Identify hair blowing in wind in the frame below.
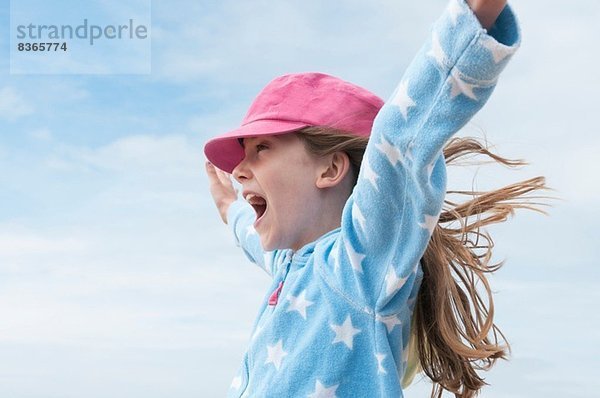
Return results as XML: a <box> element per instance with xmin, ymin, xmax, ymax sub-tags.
<box><xmin>297</xmin><ymin>127</ymin><xmax>552</xmax><ymax>398</ymax></box>
<box><xmin>415</xmin><ymin>136</ymin><xmax>551</xmax><ymax>398</ymax></box>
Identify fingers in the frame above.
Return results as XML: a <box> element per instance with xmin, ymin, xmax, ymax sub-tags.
<box><xmin>215</xmin><ymin>167</ymin><xmax>234</xmax><ymax>187</ymax></box>
<box><xmin>205</xmin><ymin>160</ymin><xmax>238</xmax><ymax>195</ymax></box>
<box><xmin>205</xmin><ymin>161</ymin><xmax>220</xmax><ymax>185</ymax></box>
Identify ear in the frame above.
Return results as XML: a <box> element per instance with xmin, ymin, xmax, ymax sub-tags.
<box><xmin>315</xmin><ymin>152</ymin><xmax>351</xmax><ymax>189</ymax></box>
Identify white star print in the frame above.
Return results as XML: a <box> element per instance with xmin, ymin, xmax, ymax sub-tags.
<box><xmin>427</xmin><ymin>31</ymin><xmax>447</xmax><ymax>69</ymax></box>
<box><xmin>418</xmin><ymin>213</ymin><xmax>439</xmax><ymax>235</ymax></box>
<box><xmin>377</xmin><ymin>314</ymin><xmax>402</xmax><ymax>333</ymax></box>
<box><xmin>265</xmin><ymin>339</ymin><xmax>288</xmax><ymax>371</ymax></box>
<box><xmin>362</xmin><ymin>154</ymin><xmax>380</xmax><ymax>191</ymax></box>
<box><xmin>375</xmin><ymin>136</ymin><xmax>404</xmax><ymax>166</ymax></box>
<box><xmin>331</xmin><ymin>315</ymin><xmax>361</xmax><ymax>349</ymax></box>
<box><xmin>390</xmin><ymin>79</ymin><xmax>416</xmax><ymax>120</ymax></box>
<box><xmin>352</xmin><ymin>201</ymin><xmax>367</xmax><ymax>233</ymax></box>
<box><xmin>230</xmin><ymin>375</ymin><xmax>242</xmax><ymax>390</ymax></box>
<box><xmin>482</xmin><ymin>37</ymin><xmax>515</xmax><ymax>63</ymax></box>
<box><xmin>344</xmin><ymin>240</ymin><xmax>365</xmax><ymax>274</ymax></box>
<box><xmin>447</xmin><ymin>0</ymin><xmax>466</xmax><ymax>25</ymax></box>
<box><xmin>449</xmin><ymin>69</ymin><xmax>479</xmax><ymax>100</ymax></box>
<box><xmin>385</xmin><ymin>267</ymin><xmax>408</xmax><ymax>297</ymax></box>
<box><xmin>375</xmin><ymin>353</ymin><xmax>387</xmax><ymax>375</ymax></box>
<box><xmin>286</xmin><ymin>290</ymin><xmax>314</xmax><ymax>320</ymax></box>
<box><xmin>308</xmin><ymin>380</ymin><xmax>339</xmax><ymax>398</ymax></box>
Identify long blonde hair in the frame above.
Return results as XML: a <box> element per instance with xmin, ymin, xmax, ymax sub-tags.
<box><xmin>296</xmin><ymin>126</ymin><xmax>551</xmax><ymax>398</ymax></box>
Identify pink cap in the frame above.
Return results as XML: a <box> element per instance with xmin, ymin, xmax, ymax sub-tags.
<box><xmin>204</xmin><ymin>72</ymin><xmax>384</xmax><ymax>173</ymax></box>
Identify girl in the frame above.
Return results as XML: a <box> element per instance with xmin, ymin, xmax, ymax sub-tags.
<box><xmin>205</xmin><ymin>0</ymin><xmax>547</xmax><ymax>396</ymax></box>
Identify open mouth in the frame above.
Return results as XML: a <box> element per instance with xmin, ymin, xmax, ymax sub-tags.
<box><xmin>245</xmin><ymin>193</ymin><xmax>268</xmax><ymax>223</ymax></box>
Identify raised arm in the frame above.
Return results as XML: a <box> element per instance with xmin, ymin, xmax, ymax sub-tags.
<box><xmin>206</xmin><ymin>161</ymin><xmax>238</xmax><ymax>225</ymax></box>
<box><xmin>320</xmin><ymin>0</ymin><xmax>520</xmax><ymax>311</ymax></box>
<box><xmin>206</xmin><ymin>161</ymin><xmax>277</xmax><ymax>276</ymax></box>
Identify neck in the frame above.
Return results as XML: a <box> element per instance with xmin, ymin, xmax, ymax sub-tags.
<box><xmin>290</xmin><ymin>185</ymin><xmax>350</xmax><ymax>251</ymax></box>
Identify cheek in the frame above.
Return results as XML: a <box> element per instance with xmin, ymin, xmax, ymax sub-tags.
<box><xmin>269</xmin><ymin>172</ymin><xmax>315</xmax><ymax>217</ymax></box>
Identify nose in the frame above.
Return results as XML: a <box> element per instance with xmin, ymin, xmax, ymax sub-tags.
<box><xmin>232</xmin><ymin>157</ymin><xmax>252</xmax><ymax>183</ymax></box>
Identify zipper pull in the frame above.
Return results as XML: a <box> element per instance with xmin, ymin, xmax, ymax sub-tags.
<box><xmin>268</xmin><ymin>281</ymin><xmax>284</xmax><ymax>306</ymax></box>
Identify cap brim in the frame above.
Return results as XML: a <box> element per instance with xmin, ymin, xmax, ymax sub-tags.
<box><xmin>204</xmin><ymin>119</ymin><xmax>310</xmax><ymax>173</ymax></box>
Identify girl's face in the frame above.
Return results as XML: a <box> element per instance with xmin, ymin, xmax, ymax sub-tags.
<box><xmin>232</xmin><ymin>134</ymin><xmax>324</xmax><ymax>252</ymax></box>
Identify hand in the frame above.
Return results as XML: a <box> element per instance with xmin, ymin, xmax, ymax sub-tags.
<box><xmin>466</xmin><ymin>0</ymin><xmax>507</xmax><ymax>30</ymax></box>
<box><xmin>205</xmin><ymin>161</ymin><xmax>238</xmax><ymax>224</ymax></box>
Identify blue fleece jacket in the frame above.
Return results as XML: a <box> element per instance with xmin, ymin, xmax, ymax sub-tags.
<box><xmin>225</xmin><ymin>0</ymin><xmax>520</xmax><ymax>396</ymax></box>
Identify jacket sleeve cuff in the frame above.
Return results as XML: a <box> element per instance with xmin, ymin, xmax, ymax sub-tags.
<box><xmin>436</xmin><ymin>0</ymin><xmax>521</xmax><ymax>83</ymax></box>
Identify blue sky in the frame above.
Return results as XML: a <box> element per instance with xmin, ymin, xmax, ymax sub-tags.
<box><xmin>1</xmin><ymin>0</ymin><xmax>598</xmax><ymax>397</ymax></box>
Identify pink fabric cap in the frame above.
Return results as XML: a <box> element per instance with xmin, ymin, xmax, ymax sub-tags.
<box><xmin>204</xmin><ymin>72</ymin><xmax>384</xmax><ymax>173</ymax></box>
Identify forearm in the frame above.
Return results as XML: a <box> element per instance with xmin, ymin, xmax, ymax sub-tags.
<box><xmin>217</xmin><ymin>198</ymin><xmax>235</xmax><ymax>224</ymax></box>
<box><xmin>337</xmin><ymin>0</ymin><xmax>520</xmax><ymax>308</ymax></box>
<box><xmin>467</xmin><ymin>0</ymin><xmax>507</xmax><ymax>30</ymax></box>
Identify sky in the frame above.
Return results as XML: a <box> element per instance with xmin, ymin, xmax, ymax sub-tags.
<box><xmin>1</xmin><ymin>0</ymin><xmax>599</xmax><ymax>397</ymax></box>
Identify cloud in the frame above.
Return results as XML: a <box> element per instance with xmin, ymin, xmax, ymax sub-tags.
<box><xmin>0</xmin><ymin>232</ymin><xmax>87</xmax><ymax>257</ymax></box>
<box><xmin>29</xmin><ymin>127</ymin><xmax>53</xmax><ymax>142</ymax></box>
<box><xmin>54</xmin><ymin>134</ymin><xmax>199</xmax><ymax>173</ymax></box>
<box><xmin>0</xmin><ymin>87</ymin><xmax>34</xmax><ymax>121</ymax></box>
<box><xmin>149</xmin><ymin>0</ymin><xmax>431</xmax><ymax>86</ymax></box>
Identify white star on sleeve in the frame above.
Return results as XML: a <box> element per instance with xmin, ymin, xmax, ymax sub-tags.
<box><xmin>384</xmin><ymin>267</ymin><xmax>408</xmax><ymax>297</ymax></box>
<box><xmin>482</xmin><ymin>37</ymin><xmax>515</xmax><ymax>63</ymax></box>
<box><xmin>418</xmin><ymin>213</ymin><xmax>439</xmax><ymax>235</ymax></box>
<box><xmin>449</xmin><ymin>69</ymin><xmax>479</xmax><ymax>100</ymax></box>
<box><xmin>390</xmin><ymin>79</ymin><xmax>416</xmax><ymax>120</ymax></box>
<box><xmin>362</xmin><ymin>154</ymin><xmax>380</xmax><ymax>191</ymax></box>
<box><xmin>375</xmin><ymin>353</ymin><xmax>387</xmax><ymax>375</ymax></box>
<box><xmin>344</xmin><ymin>240</ymin><xmax>365</xmax><ymax>274</ymax></box>
<box><xmin>286</xmin><ymin>290</ymin><xmax>314</xmax><ymax>320</ymax></box>
<box><xmin>265</xmin><ymin>339</ymin><xmax>288</xmax><ymax>371</ymax></box>
<box><xmin>447</xmin><ymin>0</ymin><xmax>466</xmax><ymax>25</ymax></box>
<box><xmin>427</xmin><ymin>31</ymin><xmax>447</xmax><ymax>69</ymax></box>
<box><xmin>375</xmin><ymin>136</ymin><xmax>404</xmax><ymax>167</ymax></box>
<box><xmin>351</xmin><ymin>201</ymin><xmax>367</xmax><ymax>233</ymax></box>
<box><xmin>230</xmin><ymin>375</ymin><xmax>242</xmax><ymax>390</ymax></box>
<box><xmin>376</xmin><ymin>314</ymin><xmax>402</xmax><ymax>333</ymax></box>
<box><xmin>308</xmin><ymin>380</ymin><xmax>339</xmax><ymax>398</ymax></box>
<box><xmin>330</xmin><ymin>315</ymin><xmax>361</xmax><ymax>349</ymax></box>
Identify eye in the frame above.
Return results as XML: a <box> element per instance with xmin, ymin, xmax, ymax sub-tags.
<box><xmin>256</xmin><ymin>143</ymin><xmax>269</xmax><ymax>152</ymax></box>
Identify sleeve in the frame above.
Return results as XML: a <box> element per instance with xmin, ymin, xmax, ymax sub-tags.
<box><xmin>227</xmin><ymin>199</ymin><xmax>278</xmax><ymax>277</ymax></box>
<box><xmin>319</xmin><ymin>0</ymin><xmax>521</xmax><ymax>312</ymax></box>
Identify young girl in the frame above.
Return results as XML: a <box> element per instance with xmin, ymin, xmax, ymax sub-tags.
<box><xmin>205</xmin><ymin>0</ymin><xmax>546</xmax><ymax>396</ymax></box>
